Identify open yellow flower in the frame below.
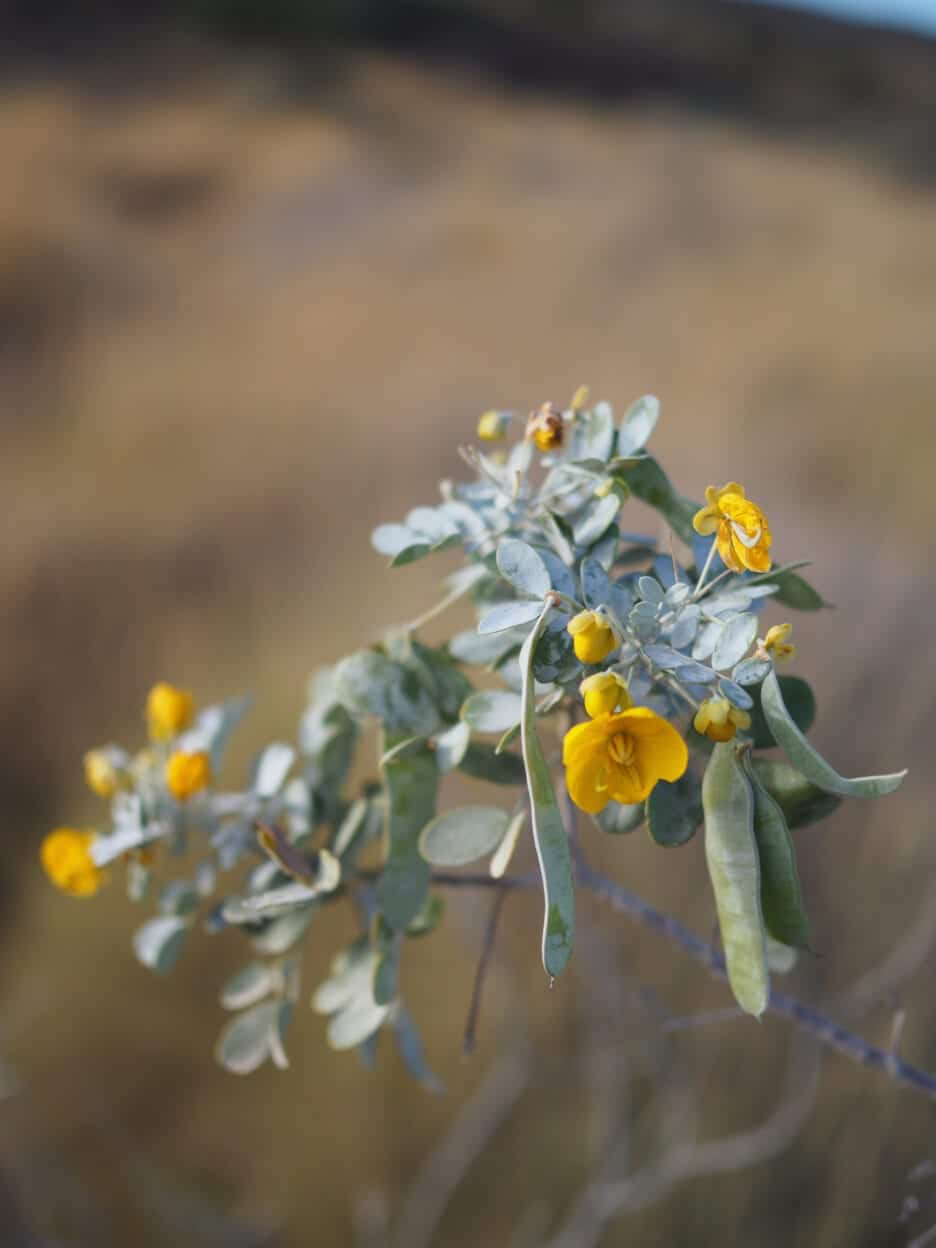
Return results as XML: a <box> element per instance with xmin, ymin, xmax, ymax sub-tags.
<box><xmin>165</xmin><ymin>750</ymin><xmax>211</xmax><ymax>801</ymax></box>
<box><xmin>580</xmin><ymin>670</ymin><xmax>632</xmax><ymax>718</ymax></box>
<box><xmin>567</xmin><ymin>610</ymin><xmax>617</xmax><ymax>665</ymax></box>
<box><xmin>693</xmin><ymin>697</ymin><xmax>751</xmax><ymax>743</ymax></box>
<box><xmin>761</xmin><ymin>622</ymin><xmax>796</xmax><ymax>662</ymax></box>
<box><xmin>40</xmin><ymin>827</ymin><xmax>104</xmax><ymax>897</ymax></box>
<box><xmin>146</xmin><ymin>682</ymin><xmax>195</xmax><ymax>742</ymax></box>
<box><xmin>477</xmin><ymin>410</ymin><xmax>508</xmax><ymax>442</ymax></box>
<box><xmin>692</xmin><ymin>483</ymin><xmax>772</xmax><ymax>574</ymax></box>
<box><xmin>563</xmin><ymin>708</ymin><xmax>689</xmax><ymax>813</ymax></box>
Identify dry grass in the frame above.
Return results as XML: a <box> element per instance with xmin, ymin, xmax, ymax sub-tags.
<box><xmin>0</xmin><ymin>41</ymin><xmax>934</xmax><ymax>1245</ymax></box>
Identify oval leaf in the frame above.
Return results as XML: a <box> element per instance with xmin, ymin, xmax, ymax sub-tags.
<box><xmin>761</xmin><ymin>669</ymin><xmax>906</xmax><ymax>799</ymax></box>
<box><xmin>419</xmin><ymin>806</ymin><xmax>510</xmax><ymax>867</ymax></box>
<box><xmin>434</xmin><ymin>720</ymin><xmax>471</xmax><ymax>773</ymax></box>
<box><xmin>646</xmin><ymin>774</ymin><xmax>701</xmax><ymax>848</ymax></box>
<box><xmin>220</xmin><ymin>961</ymin><xmax>276</xmax><ymax>1011</ymax></box>
<box><xmin>617</xmin><ymin>395</ymin><xmax>659</xmax><ymax>456</ymax></box>
<box><xmin>497</xmin><ymin>539</ymin><xmax>551</xmax><ymax>599</ymax></box>
<box><xmin>460</xmin><ymin>690</ymin><xmax>522</xmax><ymax>735</ymax></box>
<box><xmin>711</xmin><ymin>613</ymin><xmax>758</xmax><ymax>671</ymax></box>
<box><xmin>702</xmin><ymin>743</ymin><xmax>769</xmax><ymax>1017</ymax></box>
<box><xmin>133</xmin><ymin>915</ymin><xmax>188</xmax><ymax>975</ymax></box>
<box><xmin>477</xmin><ymin>601</ymin><xmax>543</xmax><ymax>635</ymax></box>
<box><xmin>216</xmin><ymin>1001</ymin><xmax>292</xmax><ymax>1075</ymax></box>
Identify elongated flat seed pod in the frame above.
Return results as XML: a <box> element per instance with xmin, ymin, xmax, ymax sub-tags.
<box><xmin>702</xmin><ymin>742</ymin><xmax>769</xmax><ymax>1018</ymax></box>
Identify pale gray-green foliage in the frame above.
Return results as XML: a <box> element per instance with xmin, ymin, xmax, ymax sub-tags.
<box><xmin>69</xmin><ymin>389</ymin><xmax>904</xmax><ymax>1078</ymax></box>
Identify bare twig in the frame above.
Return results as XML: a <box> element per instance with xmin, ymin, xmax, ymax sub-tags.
<box><xmin>463</xmin><ymin>890</ymin><xmax>508</xmax><ymax>1056</ymax></box>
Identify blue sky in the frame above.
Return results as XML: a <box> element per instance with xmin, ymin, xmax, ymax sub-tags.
<box><xmin>742</xmin><ymin>0</ymin><xmax>936</xmax><ymax>35</ymax></box>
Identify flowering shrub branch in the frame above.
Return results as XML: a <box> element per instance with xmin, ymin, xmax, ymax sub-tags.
<box><xmin>41</xmin><ymin>388</ymin><xmax>908</xmax><ymax>1085</ymax></box>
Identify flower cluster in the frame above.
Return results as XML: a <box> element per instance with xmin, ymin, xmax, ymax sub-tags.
<box><xmin>39</xmin><ymin>386</ymin><xmax>905</xmax><ymax>1073</ymax></box>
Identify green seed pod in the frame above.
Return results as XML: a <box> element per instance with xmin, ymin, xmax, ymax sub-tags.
<box><xmin>702</xmin><ymin>742</ymin><xmax>769</xmax><ymax>1018</ymax></box>
<box><xmin>742</xmin><ymin>752</ymin><xmax>811</xmax><ymax>950</ymax></box>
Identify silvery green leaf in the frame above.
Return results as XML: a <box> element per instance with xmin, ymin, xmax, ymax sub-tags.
<box><xmin>580</xmin><ymin>558</ymin><xmax>633</xmax><ymax>618</ymax></box>
<box><xmin>133</xmin><ymin>915</ymin><xmax>188</xmax><ymax>974</ymax></box>
<box><xmin>590</xmin><ymin>527</ymin><xmax>619</xmax><ymax>570</ymax></box>
<box><xmin>531</xmin><ymin>613</ymin><xmax>578</xmax><ymax>685</ymax></box>
<box><xmin>419</xmin><ymin>805</ymin><xmax>510</xmax><ymax>867</ymax></box>
<box><xmin>733</xmin><ymin>657</ymin><xmax>772</xmax><ymax>687</ymax></box>
<box><xmin>508</xmin><ymin>438</ymin><xmax>533</xmax><ymax>476</ymax></box>
<box><xmin>435</xmin><ymin>721</ymin><xmax>471</xmax><ymax>773</ymax></box>
<box><xmin>761</xmin><ymin>670</ymin><xmax>907</xmax><ymax>799</ymax></box>
<box><xmin>620</xmin><ymin>455</ymin><xmax>699</xmax><ymax>545</ymax></box>
<box><xmin>253</xmin><ymin>742</ymin><xmax>296</xmax><ymax>799</ymax></box>
<box><xmin>478</xmin><ymin>601</ymin><xmax>543</xmax><ymax>635</ymax></box>
<box><xmin>711</xmin><ymin>613</ymin><xmax>758</xmax><ymax>671</ymax></box>
<box><xmin>335</xmin><ymin>652</ymin><xmax>439</xmax><ymax>736</ymax></box>
<box><xmin>541</xmin><ymin>509</ymin><xmax>576</xmax><ymax>565</ymax></box>
<box><xmin>646</xmin><ymin>774</ymin><xmax>701</xmax><ymax>847</ymax></box>
<box><xmin>246</xmin><ymin>858</ymin><xmax>281</xmax><ymax>894</ymax></box>
<box><xmin>220</xmin><ymin>961</ymin><xmax>276</xmax><ymax>1011</ymax></box>
<box><xmin>596</xmin><ymin>800</ymin><xmax>645</xmax><ymax>835</ymax></box>
<box><xmin>630</xmin><ymin>613</ymin><xmax>659</xmax><ymax>643</ymax></box>
<box><xmin>405</xmin><ymin>506</ymin><xmax>458</xmax><ymax>544</ymax></box>
<box><xmin>182</xmin><ymin>695</ymin><xmax>252</xmax><ymax>773</ymax></box>
<box><xmin>533</xmin><ymin>545</ymin><xmax>578</xmax><ymax>598</ymax></box>
<box><xmin>664</xmin><ymin>582</ymin><xmax>690</xmax><ymax>608</ymax></box>
<box><xmin>637</xmin><ymin>575</ymin><xmax>664</xmax><ymax>605</ymax></box>
<box><xmin>372</xmin><ymin>523</ymin><xmax>424</xmax><ymax>558</ymax></box>
<box><xmin>328</xmin><ymin>997</ymin><xmax>391</xmax><ymax>1051</ymax></box>
<box><xmin>313</xmin><ymin>945</ymin><xmax>375</xmax><ymax>1014</ymax></box>
<box><xmin>490</xmin><ymin>810</ymin><xmax>526</xmax><ymax>878</ymax></box>
<box><xmin>520</xmin><ymin>606</ymin><xmax>575</xmax><ymax>978</ymax></box>
<box><xmin>750</xmin><ymin>674</ymin><xmax>816</xmax><ymax>749</ymax></box>
<box><xmin>461</xmin><ymin>691</ymin><xmax>522</xmax><ymax>734</ymax></box>
<box><xmin>450</xmin><ymin>626</ymin><xmax>526</xmax><ymax>666</ymax></box>
<box><xmin>616</xmin><ymin>395</ymin><xmax>659</xmax><ymax>457</ymax></box>
<box><xmin>379</xmin><ymin>742</ymin><xmax>437</xmax><ymax>931</ymax></box>
<box><xmin>159</xmin><ymin>880</ymin><xmax>198</xmax><ymax>917</ymax></box>
<box><xmin>704</xmin><ymin>590</ymin><xmax>758</xmax><ymax>615</ymax></box>
<box><xmin>497</xmin><ymin>539</ymin><xmax>551</xmax><ymax>599</ymax></box>
<box><xmin>718</xmin><ymin>678</ymin><xmax>754</xmax><ymax>711</ymax></box>
<box><xmin>568</xmin><ymin>400</ymin><xmax>615</xmax><ymax>462</ymax></box>
<box><xmin>669</xmin><ymin>659</ymin><xmax>717</xmax><ymax>684</ymax></box>
<box><xmin>768</xmin><ymin>568</ymin><xmax>828</xmax><ymax>611</ymax></box>
<box><xmin>393</xmin><ymin>1005</ymin><xmax>444</xmax><ymax>1092</ymax></box>
<box><xmin>251</xmin><ymin>905</ymin><xmax>315</xmax><ymax>956</ymax></box>
<box><xmin>702</xmin><ymin>743</ymin><xmax>768</xmax><ymax>1018</ymax></box>
<box><xmin>572</xmin><ymin>494</ymin><xmax>621</xmax><ymax>548</ymax></box>
<box><xmin>224</xmin><ymin>884</ymin><xmax>318</xmax><ymax>923</ymax></box>
<box><xmin>644</xmin><ymin>644</ymin><xmax>691</xmax><ymax>671</ymax></box>
<box><xmin>692</xmin><ymin>619</ymin><xmax>723</xmax><ymax>661</ymax></box>
<box><xmin>667</xmin><ymin>605</ymin><xmax>700</xmax><ymax>650</ymax></box>
<box><xmin>216</xmin><ymin>1002</ymin><xmax>292</xmax><ymax>1075</ymax></box>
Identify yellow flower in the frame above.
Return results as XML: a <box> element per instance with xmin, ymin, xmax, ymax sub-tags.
<box><xmin>761</xmin><ymin>622</ymin><xmax>796</xmax><ymax>662</ymax></box>
<box><xmin>477</xmin><ymin>410</ymin><xmax>508</xmax><ymax>442</ymax></box>
<box><xmin>580</xmin><ymin>670</ymin><xmax>632</xmax><ymax>718</ymax></box>
<box><xmin>165</xmin><ymin>750</ymin><xmax>211</xmax><ymax>801</ymax></box>
<box><xmin>146</xmin><ymin>682</ymin><xmax>195</xmax><ymax>741</ymax></box>
<box><xmin>692</xmin><ymin>483</ymin><xmax>772</xmax><ymax>575</ymax></box>
<box><xmin>570</xmin><ymin>384</ymin><xmax>590</xmax><ymax>413</ymax></box>
<box><xmin>40</xmin><ymin>827</ymin><xmax>104</xmax><ymax>897</ymax></box>
<box><xmin>693</xmin><ymin>697</ymin><xmax>752</xmax><ymax>743</ymax></box>
<box><xmin>567</xmin><ymin>610</ymin><xmax>617</xmax><ymax>665</ymax></box>
<box><xmin>525</xmin><ymin>402</ymin><xmax>564</xmax><ymax>452</ymax></box>
<box><xmin>563</xmin><ymin>708</ymin><xmax>688</xmax><ymax>813</ymax></box>
<box><xmin>83</xmin><ymin>748</ymin><xmax>126</xmax><ymax>800</ymax></box>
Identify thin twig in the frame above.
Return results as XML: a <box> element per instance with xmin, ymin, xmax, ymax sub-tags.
<box><xmin>463</xmin><ymin>890</ymin><xmax>508</xmax><ymax>1056</ymax></box>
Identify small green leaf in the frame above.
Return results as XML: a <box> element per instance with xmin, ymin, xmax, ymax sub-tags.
<box><xmin>253</xmin><ymin>742</ymin><xmax>296</xmax><ymax>798</ymax></box>
<box><xmin>378</xmin><ymin>741</ymin><xmax>438</xmax><ymax>931</ymax></box>
<box><xmin>461</xmin><ymin>690</ymin><xmax>522</xmax><ymax>734</ymax></box>
<box><xmin>478</xmin><ymin>601</ymin><xmax>543</xmax><ymax>634</ymax></box>
<box><xmin>520</xmin><ymin>606</ymin><xmax>575</xmax><ymax>978</ymax></box>
<box><xmin>770</xmin><ymin>569</ymin><xmax>829</xmax><ymax>611</ymax></box>
<box><xmin>761</xmin><ymin>670</ymin><xmax>906</xmax><ymax>799</ymax></box>
<box><xmin>743</xmin><ymin>753</ymin><xmax>810</xmax><ymax>949</ymax></box>
<box><xmin>251</xmin><ymin>905</ymin><xmax>315</xmax><ymax>956</ymax></box>
<box><xmin>497</xmin><ymin>539</ymin><xmax>551</xmax><ymax>599</ymax></box>
<box><xmin>435</xmin><ymin>721</ymin><xmax>471</xmax><ymax>773</ymax></box>
<box><xmin>419</xmin><ymin>806</ymin><xmax>510</xmax><ymax>867</ymax></box>
<box><xmin>133</xmin><ymin>915</ymin><xmax>188</xmax><ymax>975</ymax></box>
<box><xmin>220</xmin><ymin>961</ymin><xmax>276</xmax><ymax>1011</ymax></box>
<box><xmin>751</xmin><ymin>758</ymin><xmax>841</xmax><ymax>829</ymax></box>
<box><xmin>458</xmin><ymin>744</ymin><xmax>526</xmax><ymax>786</ymax></box>
<box><xmin>646</xmin><ymin>774</ymin><xmax>701</xmax><ymax>848</ymax></box>
<box><xmin>620</xmin><ymin>455</ymin><xmax>699</xmax><ymax>545</ymax></box>
<box><xmin>215</xmin><ymin>1001</ymin><xmax>292</xmax><ymax>1075</ymax></box>
<box><xmin>596</xmin><ymin>800</ymin><xmax>645</xmax><ymax>835</ymax></box>
<box><xmin>702</xmin><ymin>743</ymin><xmax>769</xmax><ymax>1018</ymax></box>
<box><xmin>616</xmin><ymin>394</ymin><xmax>659</xmax><ymax>456</ymax></box>
<box><xmin>572</xmin><ymin>494</ymin><xmax>621</xmax><ymax>548</ymax></box>
<box><xmin>712</xmin><ymin>613</ymin><xmax>758</xmax><ymax>671</ymax></box>
<box><xmin>327</xmin><ymin>997</ymin><xmax>391</xmax><ymax>1051</ymax></box>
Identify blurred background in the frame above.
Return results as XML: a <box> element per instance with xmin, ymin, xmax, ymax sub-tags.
<box><xmin>1</xmin><ymin>1</ymin><xmax>935</xmax><ymax>1244</ymax></box>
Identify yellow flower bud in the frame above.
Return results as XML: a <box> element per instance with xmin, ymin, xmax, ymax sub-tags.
<box><xmin>570</xmin><ymin>384</ymin><xmax>590</xmax><ymax>413</ymax></box>
<box><xmin>40</xmin><ymin>827</ymin><xmax>104</xmax><ymax>897</ymax></box>
<box><xmin>567</xmin><ymin>610</ymin><xmax>617</xmax><ymax>665</ymax></box>
<box><xmin>762</xmin><ymin>623</ymin><xmax>796</xmax><ymax>662</ymax></box>
<box><xmin>580</xmin><ymin>671</ymin><xmax>632</xmax><ymax>719</ymax></box>
<box><xmin>477</xmin><ymin>410</ymin><xmax>509</xmax><ymax>442</ymax></box>
<box><xmin>693</xmin><ymin>697</ymin><xmax>751</xmax><ymax>743</ymax></box>
<box><xmin>83</xmin><ymin>748</ymin><xmax>125</xmax><ymax>800</ymax></box>
<box><xmin>146</xmin><ymin>682</ymin><xmax>195</xmax><ymax>742</ymax></box>
<box><xmin>165</xmin><ymin>750</ymin><xmax>211</xmax><ymax>801</ymax></box>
